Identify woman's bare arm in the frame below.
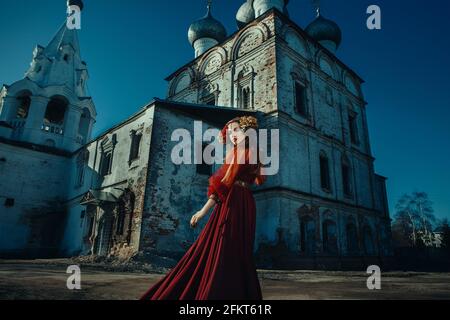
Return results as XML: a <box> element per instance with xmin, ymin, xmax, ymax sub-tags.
<box><xmin>190</xmin><ymin>197</ymin><xmax>217</xmax><ymax>228</ymax></box>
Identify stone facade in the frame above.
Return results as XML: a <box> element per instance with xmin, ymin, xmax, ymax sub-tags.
<box><xmin>163</xmin><ymin>9</ymin><xmax>392</xmax><ymax>268</ymax></box>
<box><xmin>0</xmin><ymin>6</ymin><xmax>392</xmax><ymax>269</ymax></box>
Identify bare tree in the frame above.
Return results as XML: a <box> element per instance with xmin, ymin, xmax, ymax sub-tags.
<box><xmin>392</xmin><ymin>192</ymin><xmax>436</xmax><ymax>248</ymax></box>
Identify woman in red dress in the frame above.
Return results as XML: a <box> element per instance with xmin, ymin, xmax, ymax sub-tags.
<box><xmin>140</xmin><ymin>116</ymin><xmax>266</xmax><ymax>300</ymax></box>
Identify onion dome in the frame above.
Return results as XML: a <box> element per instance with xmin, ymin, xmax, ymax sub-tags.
<box><xmin>237</xmin><ymin>0</ymin><xmax>289</xmax><ymax>28</ymax></box>
<box><xmin>188</xmin><ymin>4</ymin><xmax>227</xmax><ymax>46</ymax></box>
<box><xmin>236</xmin><ymin>0</ymin><xmax>255</xmax><ymax>29</ymax></box>
<box><xmin>305</xmin><ymin>9</ymin><xmax>342</xmax><ymax>50</ymax></box>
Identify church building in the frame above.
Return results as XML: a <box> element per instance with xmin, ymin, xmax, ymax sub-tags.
<box><xmin>0</xmin><ymin>0</ymin><xmax>392</xmax><ymax>269</ymax></box>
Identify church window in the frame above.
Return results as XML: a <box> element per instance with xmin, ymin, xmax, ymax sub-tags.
<box><xmin>235</xmin><ymin>66</ymin><xmax>255</xmax><ymax>109</ymax></box>
<box><xmin>320</xmin><ymin>151</ymin><xmax>331</xmax><ymax>191</ymax></box>
<box><xmin>129</xmin><ymin>130</ymin><xmax>142</xmax><ymax>165</ymax></box>
<box><xmin>348</xmin><ymin>111</ymin><xmax>359</xmax><ymax>144</ymax></box>
<box><xmin>342</xmin><ymin>157</ymin><xmax>352</xmax><ymax>197</ymax></box>
<box><xmin>99</xmin><ymin>136</ymin><xmax>116</xmax><ymax>177</ymax></box>
<box><xmin>242</xmin><ymin>87</ymin><xmax>251</xmax><ymax>109</ymax></box>
<box><xmin>100</xmin><ymin>151</ymin><xmax>112</xmax><ymax>177</ymax></box>
<box><xmin>78</xmin><ymin>108</ymin><xmax>91</xmax><ymax>143</ymax></box>
<box><xmin>44</xmin><ymin>97</ymin><xmax>67</xmax><ymax>126</ymax></box>
<box><xmin>16</xmin><ymin>95</ymin><xmax>31</xmax><ymax>119</ymax></box>
<box><xmin>295</xmin><ymin>81</ymin><xmax>307</xmax><ymax>116</ymax></box>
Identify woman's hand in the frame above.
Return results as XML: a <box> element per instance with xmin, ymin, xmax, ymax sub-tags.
<box><xmin>190</xmin><ymin>211</ymin><xmax>205</xmax><ymax>228</ymax></box>
<box><xmin>190</xmin><ymin>197</ymin><xmax>217</xmax><ymax>228</ymax></box>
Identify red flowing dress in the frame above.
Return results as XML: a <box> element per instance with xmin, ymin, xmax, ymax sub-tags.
<box><xmin>141</xmin><ymin>148</ymin><xmax>265</xmax><ymax>300</ymax></box>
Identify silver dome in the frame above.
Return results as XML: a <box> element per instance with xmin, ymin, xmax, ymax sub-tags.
<box><xmin>305</xmin><ymin>14</ymin><xmax>342</xmax><ymax>48</ymax></box>
<box><xmin>188</xmin><ymin>7</ymin><xmax>227</xmax><ymax>46</ymax></box>
<box><xmin>236</xmin><ymin>0</ymin><xmax>255</xmax><ymax>29</ymax></box>
<box><xmin>236</xmin><ymin>0</ymin><xmax>290</xmax><ymax>29</ymax></box>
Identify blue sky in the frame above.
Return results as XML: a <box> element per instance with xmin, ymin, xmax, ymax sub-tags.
<box><xmin>0</xmin><ymin>0</ymin><xmax>449</xmax><ymax>221</ymax></box>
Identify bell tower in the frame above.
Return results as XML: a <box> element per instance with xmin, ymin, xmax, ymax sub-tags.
<box><xmin>0</xmin><ymin>0</ymin><xmax>96</xmax><ymax>152</ymax></box>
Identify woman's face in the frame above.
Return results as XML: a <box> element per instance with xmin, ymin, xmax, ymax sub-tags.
<box><xmin>227</xmin><ymin>122</ymin><xmax>245</xmax><ymax>145</ymax></box>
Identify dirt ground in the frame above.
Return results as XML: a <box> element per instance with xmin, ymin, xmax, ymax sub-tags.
<box><xmin>0</xmin><ymin>260</ymin><xmax>449</xmax><ymax>300</ymax></box>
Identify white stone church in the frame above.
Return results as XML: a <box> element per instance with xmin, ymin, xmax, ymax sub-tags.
<box><xmin>0</xmin><ymin>0</ymin><xmax>393</xmax><ymax>269</ymax></box>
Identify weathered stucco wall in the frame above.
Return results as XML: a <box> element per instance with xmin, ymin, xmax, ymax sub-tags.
<box><xmin>0</xmin><ymin>142</ymin><xmax>70</xmax><ymax>257</ymax></box>
<box><xmin>139</xmin><ymin>106</ymin><xmax>218</xmax><ymax>259</ymax></box>
<box><xmin>61</xmin><ymin>107</ymin><xmax>155</xmax><ymax>259</ymax></box>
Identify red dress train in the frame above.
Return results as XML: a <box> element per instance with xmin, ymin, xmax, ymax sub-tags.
<box><xmin>141</xmin><ymin>150</ymin><xmax>264</xmax><ymax>300</ymax></box>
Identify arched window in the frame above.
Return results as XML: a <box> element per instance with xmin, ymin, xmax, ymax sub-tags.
<box><xmin>242</xmin><ymin>87</ymin><xmax>251</xmax><ymax>109</ymax></box>
<box><xmin>342</xmin><ymin>156</ymin><xmax>352</xmax><ymax>197</ymax></box>
<box><xmin>129</xmin><ymin>130</ymin><xmax>142</xmax><ymax>165</ymax></box>
<box><xmin>235</xmin><ymin>66</ymin><xmax>254</xmax><ymax>109</ymax></box>
<box><xmin>322</xmin><ymin>219</ymin><xmax>338</xmax><ymax>254</ymax></box>
<box><xmin>300</xmin><ymin>216</ymin><xmax>316</xmax><ymax>255</ymax></box>
<box><xmin>16</xmin><ymin>93</ymin><xmax>31</xmax><ymax>119</ymax></box>
<box><xmin>294</xmin><ymin>81</ymin><xmax>307</xmax><ymax>116</ymax></box>
<box><xmin>348</xmin><ymin>108</ymin><xmax>359</xmax><ymax>144</ymax></box>
<box><xmin>44</xmin><ymin>96</ymin><xmax>68</xmax><ymax>126</ymax></box>
<box><xmin>100</xmin><ymin>151</ymin><xmax>112</xmax><ymax>177</ymax></box>
<box><xmin>320</xmin><ymin>151</ymin><xmax>331</xmax><ymax>191</ymax></box>
<box><xmin>78</xmin><ymin>108</ymin><xmax>91</xmax><ymax>142</ymax></box>
<box><xmin>99</xmin><ymin>135</ymin><xmax>116</xmax><ymax>177</ymax></box>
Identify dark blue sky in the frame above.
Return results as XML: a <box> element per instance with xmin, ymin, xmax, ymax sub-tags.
<box><xmin>1</xmin><ymin>0</ymin><xmax>449</xmax><ymax>221</ymax></box>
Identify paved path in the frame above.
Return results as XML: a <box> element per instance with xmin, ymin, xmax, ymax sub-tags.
<box><xmin>1</xmin><ymin>261</ymin><xmax>449</xmax><ymax>300</ymax></box>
